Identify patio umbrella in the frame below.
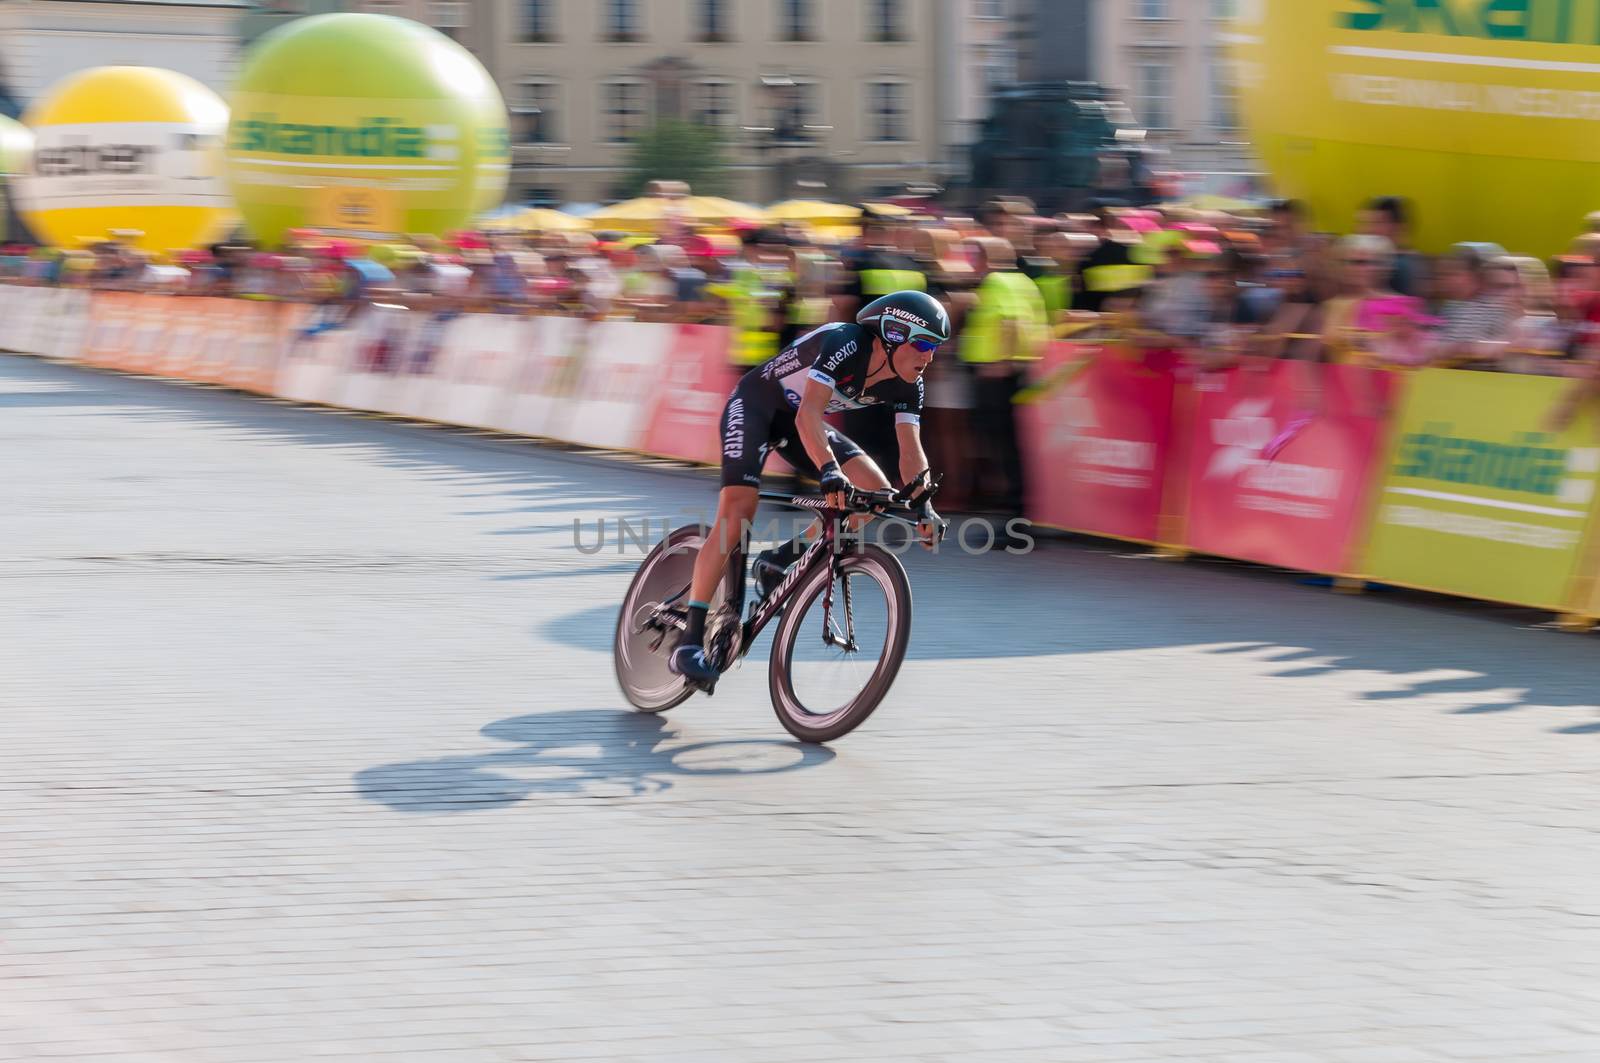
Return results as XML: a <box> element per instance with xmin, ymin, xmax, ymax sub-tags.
<box><xmin>586</xmin><ymin>195</ymin><xmax>765</xmax><ymax>233</ymax></box>
<box><xmin>506</xmin><ymin>207</ymin><xmax>587</xmax><ymax>232</ymax></box>
<box><xmin>766</xmin><ymin>200</ymin><xmax>862</xmax><ymax>225</ymax></box>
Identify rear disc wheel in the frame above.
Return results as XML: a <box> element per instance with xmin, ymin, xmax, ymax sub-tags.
<box><xmin>614</xmin><ymin>525</ymin><xmax>705</xmax><ymax>713</ymax></box>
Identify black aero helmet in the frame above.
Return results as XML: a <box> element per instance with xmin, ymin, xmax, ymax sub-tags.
<box><xmin>857</xmin><ymin>290</ymin><xmax>951</xmax><ymax>353</ymax></box>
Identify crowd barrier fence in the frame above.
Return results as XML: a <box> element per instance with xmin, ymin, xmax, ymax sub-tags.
<box><xmin>7</xmin><ymin>287</ymin><xmax>1600</xmax><ymax>624</ymax></box>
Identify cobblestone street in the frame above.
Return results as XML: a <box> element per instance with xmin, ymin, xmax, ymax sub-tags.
<box><xmin>3</xmin><ymin>353</ymin><xmax>1600</xmax><ymax>1062</ymax></box>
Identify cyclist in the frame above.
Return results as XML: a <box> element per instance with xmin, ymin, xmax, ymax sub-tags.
<box><xmin>670</xmin><ymin>290</ymin><xmax>950</xmax><ymax>684</ymax></box>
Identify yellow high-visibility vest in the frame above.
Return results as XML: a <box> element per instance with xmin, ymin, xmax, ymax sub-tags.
<box><xmin>1082</xmin><ymin>262</ymin><xmax>1152</xmax><ymax>293</ymax></box>
<box><xmin>960</xmin><ymin>270</ymin><xmax>1049</xmax><ymax>365</ymax></box>
<box><xmin>860</xmin><ymin>267</ymin><xmax>925</xmax><ymax>298</ymax></box>
<box><xmin>1035</xmin><ymin>273</ymin><xmax>1072</xmax><ymax>317</ymax></box>
<box><xmin>726</xmin><ymin>263</ymin><xmax>784</xmax><ymax>366</ymax></box>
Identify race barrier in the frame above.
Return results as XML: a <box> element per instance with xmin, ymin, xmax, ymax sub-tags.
<box><xmin>78</xmin><ymin>292</ymin><xmax>281</xmax><ymax>393</ymax></box>
<box><xmin>1182</xmin><ymin>359</ymin><xmax>1395</xmax><ymax>576</ymax></box>
<box><xmin>1362</xmin><ymin>369</ymin><xmax>1600</xmax><ymax>613</ymax></box>
<box><xmin>9</xmin><ymin>288</ymin><xmax>1600</xmax><ymax>621</ymax></box>
<box><xmin>0</xmin><ymin>285</ymin><xmax>91</xmax><ymax>360</ymax></box>
<box><xmin>1016</xmin><ymin>343</ymin><xmax>1177</xmax><ymax>544</ymax></box>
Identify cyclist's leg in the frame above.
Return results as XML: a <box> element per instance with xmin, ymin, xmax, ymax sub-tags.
<box><xmin>685</xmin><ymin>484</ymin><xmax>758</xmax><ymax>634</ymax></box>
<box><xmin>682</xmin><ymin>388</ymin><xmax>772</xmax><ymax>649</ymax></box>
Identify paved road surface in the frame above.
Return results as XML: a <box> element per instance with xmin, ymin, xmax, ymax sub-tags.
<box><xmin>3</xmin><ymin>353</ymin><xmax>1600</xmax><ymax>1063</ymax></box>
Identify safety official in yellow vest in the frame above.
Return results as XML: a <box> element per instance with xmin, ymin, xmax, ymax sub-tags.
<box><xmin>960</xmin><ymin>237</ymin><xmax>1049</xmax><ymax>516</ymax></box>
<box><xmin>721</xmin><ymin>232</ymin><xmax>791</xmax><ymax>367</ymax></box>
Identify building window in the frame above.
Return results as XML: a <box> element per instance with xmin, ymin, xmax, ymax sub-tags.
<box><xmin>523</xmin><ymin>186</ymin><xmax>561</xmax><ymax>208</ymax></box>
<box><xmin>693</xmin><ymin>80</ymin><xmax>736</xmax><ymax>134</ymax></box>
<box><xmin>429</xmin><ymin>1</ymin><xmax>467</xmax><ymax>28</ymax></box>
<box><xmin>981</xmin><ymin>45</ymin><xmax>1014</xmax><ymax>95</ymax></box>
<box><xmin>780</xmin><ymin>0</ymin><xmax>815</xmax><ymax>42</ymax></box>
<box><xmin>773</xmin><ymin>80</ymin><xmax>822</xmax><ymax>142</ymax></box>
<box><xmin>516</xmin><ymin>81</ymin><xmax>559</xmax><ymax>143</ymax></box>
<box><xmin>522</xmin><ymin>0</ymin><xmax>554</xmax><ymax>41</ymax></box>
<box><xmin>870</xmin><ymin>0</ymin><xmax>905</xmax><ymax>41</ymax></box>
<box><xmin>698</xmin><ymin>0</ymin><xmax>730</xmax><ymax>41</ymax></box>
<box><xmin>1211</xmin><ymin>61</ymin><xmax>1238</xmax><ymax>130</ymax></box>
<box><xmin>1136</xmin><ymin>63</ymin><xmax>1171</xmax><ymax>128</ymax></box>
<box><xmin>1136</xmin><ymin>0</ymin><xmax>1168</xmax><ymax>19</ymax></box>
<box><xmin>1209</xmin><ymin>0</ymin><xmax>1237</xmax><ymax>18</ymax></box>
<box><xmin>605</xmin><ymin>0</ymin><xmax>641</xmax><ymax>42</ymax></box>
<box><xmin>603</xmin><ymin>80</ymin><xmax>647</xmax><ymax>143</ymax></box>
<box><xmin>976</xmin><ymin>0</ymin><xmax>1004</xmax><ymax>17</ymax></box>
<box><xmin>867</xmin><ymin>81</ymin><xmax>907</xmax><ymax>142</ymax></box>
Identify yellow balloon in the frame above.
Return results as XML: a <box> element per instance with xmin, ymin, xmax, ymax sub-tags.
<box><xmin>1233</xmin><ymin>0</ymin><xmax>1600</xmax><ymax>255</ymax></box>
<box><xmin>14</xmin><ymin>66</ymin><xmax>234</xmax><ymax>254</ymax></box>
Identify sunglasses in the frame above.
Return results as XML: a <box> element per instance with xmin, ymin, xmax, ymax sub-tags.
<box><xmin>1347</xmin><ymin>258</ymin><xmax>1381</xmax><ymax>266</ymax></box>
<box><xmin>909</xmin><ymin>338</ymin><xmax>942</xmax><ymax>353</ymax></box>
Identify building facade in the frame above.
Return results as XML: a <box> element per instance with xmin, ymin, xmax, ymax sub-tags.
<box><xmin>347</xmin><ymin>0</ymin><xmax>494</xmax><ymax>57</ymax></box>
<box><xmin>484</xmin><ymin>0</ymin><xmax>944</xmax><ymax>207</ymax></box>
<box><xmin>0</xmin><ymin>0</ymin><xmax>251</xmax><ymax>115</ymax></box>
<box><xmin>1091</xmin><ymin>0</ymin><xmax>1251</xmax><ymax>175</ymax></box>
<box><xmin>935</xmin><ymin>0</ymin><xmax>1022</xmax><ymax>181</ymax></box>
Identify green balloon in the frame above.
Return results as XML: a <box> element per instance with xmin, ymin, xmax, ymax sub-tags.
<box><xmin>225</xmin><ymin>13</ymin><xmax>508</xmax><ymax>246</ymax></box>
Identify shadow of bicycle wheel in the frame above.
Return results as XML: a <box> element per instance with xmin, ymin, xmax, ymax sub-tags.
<box><xmin>354</xmin><ymin>709</ymin><xmax>836</xmax><ymax>813</ymax></box>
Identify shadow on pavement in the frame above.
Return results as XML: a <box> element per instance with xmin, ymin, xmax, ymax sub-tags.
<box><xmin>355</xmin><ymin>709</ymin><xmax>835</xmax><ymax>813</ymax></box>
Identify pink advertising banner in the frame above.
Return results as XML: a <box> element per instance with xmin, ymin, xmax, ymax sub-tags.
<box><xmin>640</xmin><ymin>325</ymin><xmax>738</xmax><ymax>466</ymax></box>
<box><xmin>1017</xmin><ymin>345</ymin><xmax>1177</xmax><ymax>543</ymax></box>
<box><xmin>1181</xmin><ymin>358</ymin><xmax>1395</xmax><ymax>574</ymax></box>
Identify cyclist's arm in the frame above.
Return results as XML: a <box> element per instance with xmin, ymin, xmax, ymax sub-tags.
<box><xmin>796</xmin><ymin>377</ymin><xmax>839</xmax><ymax>473</ymax></box>
<box><xmin>895</xmin><ymin>420</ymin><xmax>930</xmax><ymax>489</ymax></box>
<box><xmin>892</xmin><ymin>376</ymin><xmax>929</xmax><ymax>489</ymax></box>
<box><xmin>796</xmin><ymin>327</ymin><xmax>862</xmax><ymax>474</ymax></box>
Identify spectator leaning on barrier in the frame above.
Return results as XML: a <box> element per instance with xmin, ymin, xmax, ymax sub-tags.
<box><xmin>1319</xmin><ymin>234</ymin><xmax>1404</xmax><ymax>365</ymax></box>
<box><xmin>1427</xmin><ymin>244</ymin><xmax>1512</xmax><ymax>365</ymax></box>
<box><xmin>1497</xmin><ymin>256</ymin><xmax>1568</xmax><ymax>375</ymax></box>
<box><xmin>1550</xmin><ymin>255</ymin><xmax>1600</xmax><ymax>360</ymax></box>
<box><xmin>1359</xmin><ymin>196</ymin><xmax>1428</xmax><ymax>299</ymax></box>
<box><xmin>1257</xmin><ymin>255</ymin><xmax>1320</xmax><ymax>361</ymax></box>
<box><xmin>1263</xmin><ymin>198</ymin><xmax>1314</xmax><ymax>266</ymax></box>
<box><xmin>961</xmin><ymin>235</ymin><xmax>1048</xmax><ymax>516</ymax></box>
<box><xmin>1140</xmin><ymin>230</ymin><xmax>1218</xmax><ymax>350</ymax></box>
<box><xmin>1194</xmin><ymin>249</ymin><xmax>1266</xmax><ymax>369</ymax></box>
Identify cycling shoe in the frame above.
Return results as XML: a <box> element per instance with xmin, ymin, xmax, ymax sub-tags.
<box><xmin>668</xmin><ymin>644</ymin><xmax>720</xmax><ymax>687</ymax></box>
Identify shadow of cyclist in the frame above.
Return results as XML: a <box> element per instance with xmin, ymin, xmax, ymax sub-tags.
<box><xmin>355</xmin><ymin>709</ymin><xmax>835</xmax><ymax>813</ymax></box>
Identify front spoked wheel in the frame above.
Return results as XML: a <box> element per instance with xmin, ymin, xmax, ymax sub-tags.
<box><xmin>768</xmin><ymin>545</ymin><xmax>911</xmax><ymax>743</ymax></box>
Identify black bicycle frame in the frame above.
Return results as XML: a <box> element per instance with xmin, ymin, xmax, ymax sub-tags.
<box><xmin>733</xmin><ymin>493</ymin><xmax>852</xmax><ymax>657</ymax></box>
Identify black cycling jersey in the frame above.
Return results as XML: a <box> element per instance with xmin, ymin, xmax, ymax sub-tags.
<box><xmin>717</xmin><ymin>321</ymin><xmax>921</xmax><ymax>489</ymax></box>
<box><xmin>750</xmin><ymin>321</ymin><xmax>924</xmax><ymax>426</ymax></box>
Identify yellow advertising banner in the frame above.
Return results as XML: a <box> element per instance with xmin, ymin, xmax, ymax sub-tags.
<box><xmin>1361</xmin><ymin>369</ymin><xmax>1600</xmax><ymax>611</ymax></box>
<box><xmin>307</xmin><ymin>184</ymin><xmax>402</xmax><ymax>240</ymax></box>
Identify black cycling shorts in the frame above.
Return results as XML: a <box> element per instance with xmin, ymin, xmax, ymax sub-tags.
<box><xmin>718</xmin><ymin>376</ymin><xmax>866</xmax><ymax>489</ymax></box>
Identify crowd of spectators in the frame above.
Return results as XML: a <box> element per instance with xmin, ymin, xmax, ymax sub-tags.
<box><xmin>7</xmin><ymin>192</ymin><xmax>1600</xmax><ymax>510</ymax></box>
<box><xmin>7</xmin><ymin>195</ymin><xmax>1599</xmax><ymax>375</ymax></box>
